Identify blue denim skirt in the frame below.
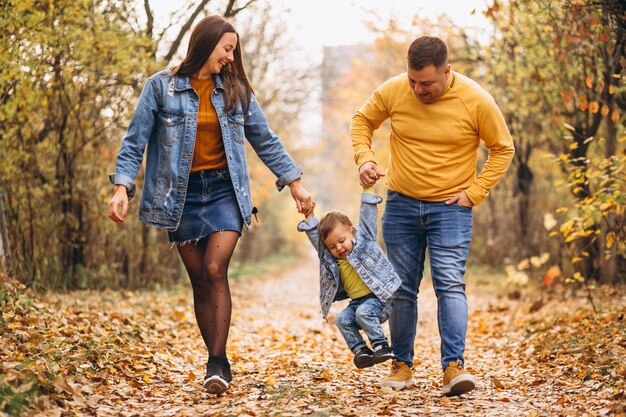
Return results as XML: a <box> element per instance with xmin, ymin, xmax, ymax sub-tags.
<box><xmin>168</xmin><ymin>168</ymin><xmax>243</xmax><ymax>245</ymax></box>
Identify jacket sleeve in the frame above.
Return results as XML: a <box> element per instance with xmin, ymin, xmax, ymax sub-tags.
<box><xmin>358</xmin><ymin>191</ymin><xmax>383</xmax><ymax>240</ymax></box>
<box><xmin>244</xmin><ymin>94</ymin><xmax>302</xmax><ymax>191</ymax></box>
<box><xmin>297</xmin><ymin>216</ymin><xmax>323</xmax><ymax>256</ymax></box>
<box><xmin>108</xmin><ymin>78</ymin><xmax>160</xmax><ymax>200</ymax></box>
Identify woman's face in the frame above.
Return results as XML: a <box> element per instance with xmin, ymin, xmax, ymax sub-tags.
<box><xmin>206</xmin><ymin>32</ymin><xmax>237</xmax><ymax>74</ymax></box>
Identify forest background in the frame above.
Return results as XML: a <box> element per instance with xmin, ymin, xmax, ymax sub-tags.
<box><xmin>0</xmin><ymin>0</ymin><xmax>624</xmax><ymax>290</ymax></box>
<box><xmin>1</xmin><ymin>0</ymin><xmax>625</xmax><ymax>415</ymax></box>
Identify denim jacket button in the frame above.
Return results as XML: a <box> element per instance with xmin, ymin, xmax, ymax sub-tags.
<box><xmin>167</xmin><ymin>118</ymin><xmax>172</xmax><ymax>124</ymax></box>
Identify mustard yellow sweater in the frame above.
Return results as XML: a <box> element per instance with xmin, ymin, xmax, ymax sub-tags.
<box><xmin>350</xmin><ymin>71</ymin><xmax>515</xmax><ymax>205</ymax></box>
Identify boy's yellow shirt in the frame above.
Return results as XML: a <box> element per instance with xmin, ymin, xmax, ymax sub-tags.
<box><xmin>337</xmin><ymin>259</ymin><xmax>372</xmax><ymax>299</ymax></box>
<box><xmin>351</xmin><ymin>71</ymin><xmax>515</xmax><ymax>205</ymax></box>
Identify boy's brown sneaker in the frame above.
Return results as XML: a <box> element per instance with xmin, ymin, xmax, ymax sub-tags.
<box><xmin>442</xmin><ymin>360</ymin><xmax>475</xmax><ymax>396</ymax></box>
<box><xmin>380</xmin><ymin>360</ymin><xmax>414</xmax><ymax>389</ymax></box>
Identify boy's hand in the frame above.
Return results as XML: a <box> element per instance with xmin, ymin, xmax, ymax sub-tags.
<box><xmin>304</xmin><ymin>200</ymin><xmax>316</xmax><ymax>219</ymax></box>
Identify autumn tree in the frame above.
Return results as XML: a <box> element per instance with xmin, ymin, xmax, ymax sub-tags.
<box><xmin>0</xmin><ymin>0</ymin><xmax>266</xmax><ymax>289</ymax></box>
<box><xmin>0</xmin><ymin>0</ymin><xmax>155</xmax><ymax>287</ymax></box>
<box><xmin>486</xmin><ymin>0</ymin><xmax>625</xmax><ymax>283</ymax></box>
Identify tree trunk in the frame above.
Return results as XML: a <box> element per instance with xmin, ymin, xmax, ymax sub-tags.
<box><xmin>516</xmin><ymin>159</ymin><xmax>534</xmax><ymax>259</ymax></box>
<box><xmin>0</xmin><ymin>191</ymin><xmax>12</xmax><ymax>274</ymax></box>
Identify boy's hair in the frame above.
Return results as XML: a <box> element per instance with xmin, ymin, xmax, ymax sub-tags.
<box><xmin>318</xmin><ymin>210</ymin><xmax>353</xmax><ymax>241</ymax></box>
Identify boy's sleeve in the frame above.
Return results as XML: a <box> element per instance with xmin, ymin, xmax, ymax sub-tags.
<box><xmin>358</xmin><ymin>189</ymin><xmax>383</xmax><ymax>240</ymax></box>
<box><xmin>297</xmin><ymin>216</ymin><xmax>322</xmax><ymax>255</ymax></box>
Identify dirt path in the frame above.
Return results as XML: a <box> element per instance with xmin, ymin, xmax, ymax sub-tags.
<box><xmin>12</xmin><ymin>256</ymin><xmax>623</xmax><ymax>417</ymax></box>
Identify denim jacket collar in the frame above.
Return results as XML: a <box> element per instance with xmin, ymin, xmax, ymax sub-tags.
<box><xmin>172</xmin><ymin>73</ymin><xmax>225</xmax><ymax>92</ymax></box>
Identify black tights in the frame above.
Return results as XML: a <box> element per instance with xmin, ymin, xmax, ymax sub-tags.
<box><xmin>177</xmin><ymin>231</ymin><xmax>239</xmax><ymax>358</ymax></box>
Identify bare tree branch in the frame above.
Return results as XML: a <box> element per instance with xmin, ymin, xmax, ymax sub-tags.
<box><xmin>144</xmin><ymin>0</ymin><xmax>154</xmax><ymax>40</ymax></box>
<box><xmin>163</xmin><ymin>0</ymin><xmax>212</xmax><ymax>65</ymax></box>
<box><xmin>224</xmin><ymin>0</ymin><xmax>256</xmax><ymax>17</ymax></box>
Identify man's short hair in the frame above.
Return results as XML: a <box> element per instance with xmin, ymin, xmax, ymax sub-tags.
<box><xmin>318</xmin><ymin>210</ymin><xmax>353</xmax><ymax>241</ymax></box>
<box><xmin>407</xmin><ymin>36</ymin><xmax>448</xmax><ymax>70</ymax></box>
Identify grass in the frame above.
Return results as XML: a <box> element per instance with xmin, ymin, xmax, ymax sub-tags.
<box><xmin>0</xmin><ymin>374</ymin><xmax>39</xmax><ymax>416</ymax></box>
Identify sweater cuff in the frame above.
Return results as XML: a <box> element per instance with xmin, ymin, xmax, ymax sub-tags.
<box><xmin>355</xmin><ymin>153</ymin><xmax>378</xmax><ymax>169</ymax></box>
<box><xmin>464</xmin><ymin>184</ymin><xmax>488</xmax><ymax>206</ymax></box>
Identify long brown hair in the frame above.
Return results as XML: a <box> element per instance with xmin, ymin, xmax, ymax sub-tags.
<box><xmin>171</xmin><ymin>15</ymin><xmax>253</xmax><ymax>113</ymax></box>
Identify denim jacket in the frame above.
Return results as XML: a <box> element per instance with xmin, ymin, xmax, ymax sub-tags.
<box><xmin>109</xmin><ymin>69</ymin><xmax>302</xmax><ymax>231</ymax></box>
<box><xmin>297</xmin><ymin>192</ymin><xmax>401</xmax><ymax>320</ymax></box>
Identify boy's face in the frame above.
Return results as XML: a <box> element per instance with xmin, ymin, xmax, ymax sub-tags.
<box><xmin>323</xmin><ymin>224</ymin><xmax>355</xmax><ymax>259</ymax></box>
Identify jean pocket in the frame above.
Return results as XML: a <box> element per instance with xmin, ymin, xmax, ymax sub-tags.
<box><xmin>386</xmin><ymin>190</ymin><xmax>400</xmax><ymax>202</ymax></box>
<box><xmin>454</xmin><ymin>203</ymin><xmax>473</xmax><ymax>211</ymax></box>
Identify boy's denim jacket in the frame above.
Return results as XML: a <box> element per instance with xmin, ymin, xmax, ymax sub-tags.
<box><xmin>297</xmin><ymin>192</ymin><xmax>401</xmax><ymax>320</ymax></box>
<box><xmin>109</xmin><ymin>69</ymin><xmax>302</xmax><ymax>231</ymax></box>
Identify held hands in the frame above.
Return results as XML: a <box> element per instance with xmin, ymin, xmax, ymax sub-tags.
<box><xmin>304</xmin><ymin>200</ymin><xmax>316</xmax><ymax>220</ymax></box>
<box><xmin>107</xmin><ymin>185</ymin><xmax>129</xmax><ymax>223</ymax></box>
<box><xmin>445</xmin><ymin>191</ymin><xmax>474</xmax><ymax>208</ymax></box>
<box><xmin>289</xmin><ymin>179</ymin><xmax>315</xmax><ymax>218</ymax></box>
<box><xmin>359</xmin><ymin>162</ymin><xmax>385</xmax><ymax>187</ymax></box>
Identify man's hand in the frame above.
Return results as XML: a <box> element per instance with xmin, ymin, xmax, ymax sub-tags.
<box><xmin>358</xmin><ymin>162</ymin><xmax>385</xmax><ymax>187</ymax></box>
<box><xmin>445</xmin><ymin>191</ymin><xmax>474</xmax><ymax>208</ymax></box>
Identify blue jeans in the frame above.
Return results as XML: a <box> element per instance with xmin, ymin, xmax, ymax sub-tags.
<box><xmin>335</xmin><ymin>295</ymin><xmax>390</xmax><ymax>352</ymax></box>
<box><xmin>382</xmin><ymin>190</ymin><xmax>472</xmax><ymax>370</ymax></box>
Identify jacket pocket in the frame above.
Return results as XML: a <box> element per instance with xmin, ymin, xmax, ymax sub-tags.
<box><xmin>227</xmin><ymin>113</ymin><xmax>245</xmax><ymax>145</ymax></box>
<box><xmin>157</xmin><ymin>109</ymin><xmax>185</xmax><ymax>145</ymax></box>
<box><xmin>355</xmin><ymin>242</ymin><xmax>384</xmax><ymax>270</ymax></box>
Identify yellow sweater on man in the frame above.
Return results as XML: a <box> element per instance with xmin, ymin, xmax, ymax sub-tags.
<box><xmin>350</xmin><ymin>71</ymin><xmax>515</xmax><ymax>205</ymax></box>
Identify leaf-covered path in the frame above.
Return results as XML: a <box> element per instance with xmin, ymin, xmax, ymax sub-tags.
<box><xmin>2</xmin><ymin>256</ymin><xmax>625</xmax><ymax>416</ymax></box>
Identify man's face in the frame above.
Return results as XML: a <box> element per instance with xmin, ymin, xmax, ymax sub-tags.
<box><xmin>407</xmin><ymin>63</ymin><xmax>450</xmax><ymax>104</ymax></box>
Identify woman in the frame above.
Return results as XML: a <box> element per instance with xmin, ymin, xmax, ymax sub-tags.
<box><xmin>107</xmin><ymin>15</ymin><xmax>313</xmax><ymax>394</ymax></box>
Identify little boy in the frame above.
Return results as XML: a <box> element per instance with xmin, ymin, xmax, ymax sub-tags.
<box><xmin>297</xmin><ymin>189</ymin><xmax>401</xmax><ymax>368</ymax></box>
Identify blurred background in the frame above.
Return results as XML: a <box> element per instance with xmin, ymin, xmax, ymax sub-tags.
<box><xmin>0</xmin><ymin>0</ymin><xmax>623</xmax><ymax>291</ymax></box>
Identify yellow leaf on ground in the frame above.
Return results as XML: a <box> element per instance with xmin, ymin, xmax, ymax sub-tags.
<box><xmin>491</xmin><ymin>377</ymin><xmax>506</xmax><ymax>389</ymax></box>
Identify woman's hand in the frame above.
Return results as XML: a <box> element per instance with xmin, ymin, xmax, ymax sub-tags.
<box><xmin>108</xmin><ymin>185</ymin><xmax>129</xmax><ymax>223</ymax></box>
<box><xmin>289</xmin><ymin>179</ymin><xmax>314</xmax><ymax>217</ymax></box>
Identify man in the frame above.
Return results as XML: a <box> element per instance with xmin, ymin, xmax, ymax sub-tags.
<box><xmin>350</xmin><ymin>36</ymin><xmax>514</xmax><ymax>396</ymax></box>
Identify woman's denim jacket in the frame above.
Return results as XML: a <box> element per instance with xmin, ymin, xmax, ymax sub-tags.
<box><xmin>109</xmin><ymin>69</ymin><xmax>302</xmax><ymax>231</ymax></box>
<box><xmin>297</xmin><ymin>192</ymin><xmax>401</xmax><ymax>320</ymax></box>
